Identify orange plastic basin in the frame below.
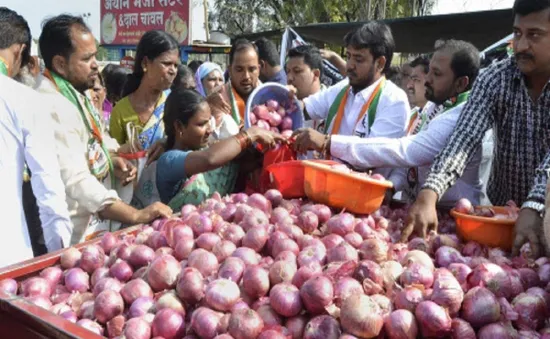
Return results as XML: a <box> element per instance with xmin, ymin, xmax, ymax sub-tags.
<box><xmin>302</xmin><ymin>160</ymin><xmax>393</xmax><ymax>214</ymax></box>
<box><xmin>450</xmin><ymin>206</ymin><xmax>516</xmax><ymax>250</ymax></box>
<box><xmin>266</xmin><ymin>160</ymin><xmax>337</xmax><ymax>199</ymax></box>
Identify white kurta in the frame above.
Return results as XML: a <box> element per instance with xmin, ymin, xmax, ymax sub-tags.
<box><xmin>303</xmin><ymin>78</ymin><xmax>410</xmax><ymax>177</ymax></box>
<box><xmin>330</xmin><ymin>102</ymin><xmax>483</xmax><ymax>206</ymax></box>
<box><xmin>33</xmin><ymin>75</ymin><xmax>120</xmax><ymax>245</ymax></box>
<box><xmin>0</xmin><ymin>75</ymin><xmax>72</xmax><ymax>268</ymax></box>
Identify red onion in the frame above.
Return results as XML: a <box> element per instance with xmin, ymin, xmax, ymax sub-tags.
<box><xmin>106</xmin><ymin>315</ymin><xmax>125</xmax><ymax>338</ymax></box>
<box><xmin>136</xmin><ymin>226</ymin><xmax>155</xmax><ymax>244</ymax></box>
<box><xmin>26</xmin><ymin>295</ymin><xmax>52</xmax><ymax>309</ymax></box>
<box><xmin>60</xmin><ymin>310</ymin><xmax>78</xmax><ymax>323</ymax></box>
<box><xmin>243</xmin><ymin>227</ymin><xmax>269</xmax><ymax>252</ymax></box>
<box><xmin>232</xmin><ymin>247</ymin><xmax>261</xmax><ymax>266</ymax></box>
<box><xmin>129</xmin><ymin>296</ymin><xmax>155</xmax><ymax>318</ymax></box>
<box><xmin>275</xmin><ymin>250</ymin><xmax>297</xmax><ymax>264</ymax></box>
<box><xmin>155</xmin><ymin>290</ymin><xmax>185</xmax><ymax>315</ymax></box>
<box><xmin>333</xmin><ymin>277</ymin><xmax>363</xmax><ymax>307</ymax></box>
<box><xmin>269</xmin><ymin>260</ymin><xmax>297</xmax><ymax>285</ymax></box>
<box><xmin>79</xmin><ymin>245</ymin><xmax>105</xmax><ymax>273</ymax></box>
<box><xmin>326</xmin><ymin>213</ymin><xmax>355</xmax><ymax>236</ymax></box>
<box><xmin>114</xmin><ymin>243</ymin><xmax>133</xmax><ymax>262</ymax></box>
<box><xmin>344</xmin><ymin>233</ymin><xmax>363</xmax><ymax>249</ymax></box>
<box><xmin>324</xmin><ymin>260</ymin><xmax>358</xmax><ymax>282</ymax></box>
<box><xmin>394</xmin><ymin>286</ymin><xmax>424</xmax><ymax>313</ymax></box>
<box><xmin>298</xmin><ymin>246</ymin><xmax>327</xmax><ymax>268</ymax></box>
<box><xmin>78</xmin><ymin>300</ymin><xmax>95</xmax><ymax>319</ymax></box>
<box><xmin>62</xmin><ymin>268</ymin><xmax>89</xmax><ymax>293</ymax></box>
<box><xmin>151</xmin><ymin>308</ymin><xmax>186</xmax><ymax>339</ymax></box>
<box><xmin>196</xmin><ymin>232</ymin><xmax>222</xmax><ymax>251</ymax></box>
<box><xmin>269</xmin><ymin>283</ymin><xmax>302</xmax><ymax>317</ymax></box>
<box><xmin>286</xmin><ymin>315</ymin><xmax>308</xmax><ymax>339</ymax></box>
<box><xmin>371</xmin><ymin>294</ymin><xmax>393</xmax><ymax>318</ymax></box>
<box><xmin>188</xmin><ymin>248</ymin><xmax>219</xmax><ymax>277</ymax></box>
<box><xmin>129</xmin><ymin>244</ymin><xmax>155</xmax><ymax>268</ymax></box>
<box><xmin>455</xmin><ymin>198</ymin><xmax>473</xmax><ymax>214</ymax></box>
<box><xmin>270</xmin><ymin>207</ymin><xmax>291</xmax><ymax>225</ymax></box>
<box><xmin>258</xmin><ymin>329</ymin><xmax>287</xmax><ymax>339</ymax></box>
<box><xmin>512</xmin><ymin>292</ymin><xmax>547</xmax><ymax>330</ymax></box>
<box><xmin>300</xmin><ymin>275</ymin><xmax>334</xmax><ymax>315</ymax></box>
<box><xmin>94</xmin><ymin>290</ymin><xmax>124</xmax><ymax>323</ymax></box>
<box><xmin>539</xmin><ymin>264</ymin><xmax>550</xmax><ymax>287</ymax></box>
<box><xmin>477</xmin><ymin>322</ymin><xmax>518</xmax><ymax>339</ymax></box>
<box><xmin>340</xmin><ymin>294</ymin><xmax>383</xmax><ymax>338</ymax></box>
<box><xmin>93</xmin><ymin>277</ymin><xmax>123</xmax><ymax>297</ymax></box>
<box><xmin>167</xmin><ymin>225</ymin><xmax>194</xmax><ymax>247</ymax></box>
<box><xmin>431</xmin><ymin>234</ymin><xmax>460</xmax><ymax>252</ymax></box>
<box><xmin>252</xmin><ymin>297</ymin><xmax>271</xmax><ymax>310</ymax></box>
<box><xmin>358</xmin><ymin>238</ymin><xmax>388</xmax><ymax>263</ymax></box>
<box><xmin>327</xmin><ymin>242</ymin><xmax>358</xmax><ymax>263</ymax></box>
<box><xmin>414</xmin><ymin>300</ymin><xmax>452</xmax><ymax>337</ymax></box>
<box><xmin>448</xmin><ymin>263</ymin><xmax>472</xmax><ymax>290</ymax></box>
<box><xmin>100</xmin><ymin>232</ymin><xmax>118</xmax><ymax>255</ymax></box>
<box><xmin>526</xmin><ymin>287</ymin><xmax>550</xmax><ymax>312</ymax></box>
<box><xmin>147</xmin><ymin>254</ymin><xmax>181</xmax><ymax>291</ymax></box>
<box><xmin>431</xmin><ymin>268</ymin><xmax>463</xmax><ymax>316</ymax></box>
<box><xmin>121</xmin><ymin>278</ymin><xmax>153</xmax><ymax>305</ymax></box>
<box><xmin>213</xmin><ymin>335</ymin><xmax>234</xmax><ymax>339</ymax></box>
<box><xmin>109</xmin><ymin>259</ymin><xmax>133</xmax><ymax>282</ymax></box>
<box><xmin>450</xmin><ymin>318</ymin><xmax>476</xmax><ymax>339</ymax></box>
<box><xmin>400</xmin><ymin>263</ymin><xmax>434</xmax><ymax>288</ymax></box>
<box><xmin>322</xmin><ymin>234</ymin><xmax>345</xmax><ymax>251</ymax></box>
<box><xmin>384</xmin><ymin>309</ymin><xmax>418</xmax><ymax>339</ymax></box>
<box><xmin>213</xmin><ymin>240</ymin><xmax>237</xmax><ymax>262</ymax></box>
<box><xmin>303</xmin><ymin>315</ymin><xmax>341</xmax><ymax>339</ymax></box>
<box><xmin>380</xmin><ymin>261</ymin><xmax>404</xmax><ymax>288</ymax></box>
<box><xmin>257</xmin><ymin>305</ymin><xmax>283</xmax><ymax>326</ymax></box>
<box><xmin>90</xmin><ymin>267</ymin><xmax>110</xmax><ymax>287</ymax></box>
<box><xmin>176</xmin><ymin>267</ymin><xmax>205</xmax><ymax>305</ymax></box>
<box><xmin>228</xmin><ymin>309</ymin><xmax>264</xmax><ymax>339</ymax></box>
<box><xmin>220</xmin><ymin>204</ymin><xmax>238</xmax><ymax>222</ymax></box>
<box><xmin>76</xmin><ymin>319</ymin><xmax>104</xmax><ymax>335</ymax></box>
<box><xmin>292</xmin><ymin>265</ymin><xmax>322</xmax><ymax>289</ymax></box>
<box><xmin>206</xmin><ymin>278</ymin><xmax>240</xmax><ymax>311</ymax></box>
<box><xmin>434</xmin><ymin>246</ymin><xmax>466</xmax><ymax>267</ymax></box>
<box><xmin>462</xmin><ymin>241</ymin><xmax>485</xmax><ymax>257</ymax></box>
<box><xmin>189</xmin><ymin>213</ymin><xmax>214</xmax><ymax>236</ymax></box>
<box><xmin>271</xmin><ymin>238</ymin><xmax>300</xmax><ymax>258</ymax></box>
<box><xmin>401</xmin><ymin>250</ymin><xmax>434</xmax><ymax>270</ymax></box>
<box><xmin>174</xmin><ymin>238</ymin><xmax>195</xmax><ymax>261</ymax></box>
<box><xmin>241</xmin><ymin>209</ymin><xmax>270</xmax><ymax>232</ymax></box>
<box><xmin>248</xmin><ymin>193</ymin><xmax>272</xmax><ymax>212</ymax></box>
<box><xmin>243</xmin><ymin>266</ymin><xmax>270</xmax><ymax>299</ymax></box>
<box><xmin>146</xmin><ymin>231</ymin><xmax>168</xmax><ymax>250</ymax></box>
<box><xmin>354</xmin><ymin>260</ymin><xmax>383</xmax><ymax>285</ymax></box>
<box><xmin>298</xmin><ymin>211</ymin><xmax>319</xmax><ymax>234</ymax></box>
<box><xmin>40</xmin><ymin>266</ymin><xmax>63</xmax><ymax>287</ymax></box>
<box><xmin>461</xmin><ymin>286</ymin><xmax>501</xmax><ymax>329</ymax></box>
<box><xmin>235</xmin><ymin>204</ymin><xmax>254</xmax><ymax>223</ymax></box>
<box><xmin>190</xmin><ymin>307</ymin><xmax>224</xmax><ymax>339</ymax></box>
<box><xmin>303</xmin><ymin>204</ymin><xmax>332</xmax><ymax>224</ymax></box>
<box><xmin>518</xmin><ymin>268</ymin><xmax>541</xmax><ymax>290</ymax></box>
<box><xmin>468</xmin><ymin>263</ymin><xmax>513</xmax><ymax>299</ymax></box>
<box><xmin>0</xmin><ymin>278</ymin><xmax>17</xmax><ymax>295</ymax></box>
<box><xmin>60</xmin><ymin>247</ymin><xmax>81</xmax><ymax>269</ymax></box>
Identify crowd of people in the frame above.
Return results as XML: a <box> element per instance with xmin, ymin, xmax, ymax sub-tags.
<box><xmin>1</xmin><ymin>0</ymin><xmax>550</xmax><ymax>268</ymax></box>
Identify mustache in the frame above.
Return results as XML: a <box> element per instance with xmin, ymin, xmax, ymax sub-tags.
<box><xmin>347</xmin><ymin>70</ymin><xmax>357</xmax><ymax>77</ymax></box>
<box><xmin>516</xmin><ymin>52</ymin><xmax>534</xmax><ymax>60</ymax></box>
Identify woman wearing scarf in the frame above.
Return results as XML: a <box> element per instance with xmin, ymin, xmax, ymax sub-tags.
<box><xmin>195</xmin><ymin>62</ymin><xmax>224</xmax><ymax>97</ymax></box>
<box><xmin>110</xmin><ymin>30</ymin><xmax>179</xmax><ymax>150</ymax></box>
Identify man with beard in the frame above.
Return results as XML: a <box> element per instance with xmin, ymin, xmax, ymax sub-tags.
<box><xmin>34</xmin><ymin>15</ymin><xmax>172</xmax><ymax>245</ymax></box>
<box><xmin>0</xmin><ymin>7</ymin><xmax>72</xmax><ymax>266</ymax></box>
<box><xmin>291</xmin><ymin>22</ymin><xmax>410</xmax><ymax>176</ymax></box>
<box><xmin>298</xmin><ymin>40</ymin><xmax>483</xmax><ymax>206</ymax></box>
<box><xmin>405</xmin><ymin>55</ymin><xmax>437</xmax><ymax>135</ymax></box>
<box><xmin>403</xmin><ymin>0</ymin><xmax>550</xmax><ymax>259</ymax></box>
<box><xmin>218</xmin><ymin>39</ymin><xmax>261</xmax><ymax>126</ymax></box>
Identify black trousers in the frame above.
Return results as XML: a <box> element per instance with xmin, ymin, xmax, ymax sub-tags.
<box><xmin>22</xmin><ymin>181</ymin><xmax>47</xmax><ymax>257</ymax></box>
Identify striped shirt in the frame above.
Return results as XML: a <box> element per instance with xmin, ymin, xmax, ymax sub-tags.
<box><xmin>423</xmin><ymin>57</ymin><xmax>550</xmax><ymax>212</ymax></box>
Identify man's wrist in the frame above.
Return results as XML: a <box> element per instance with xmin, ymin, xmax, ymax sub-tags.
<box><xmin>521</xmin><ymin>201</ymin><xmax>545</xmax><ymax>217</ymax></box>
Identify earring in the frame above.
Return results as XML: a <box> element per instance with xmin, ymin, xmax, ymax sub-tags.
<box><xmin>179</xmin><ymin>132</ymin><xmax>182</xmax><ymax>137</ymax></box>
<box><xmin>143</xmin><ymin>68</ymin><xmax>147</xmax><ymax>73</ymax></box>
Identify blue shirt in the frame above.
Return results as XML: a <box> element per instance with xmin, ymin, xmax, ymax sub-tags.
<box><xmin>268</xmin><ymin>69</ymin><xmax>288</xmax><ymax>86</ymax></box>
<box><xmin>156</xmin><ymin>150</ymin><xmax>190</xmax><ymax>203</ymax></box>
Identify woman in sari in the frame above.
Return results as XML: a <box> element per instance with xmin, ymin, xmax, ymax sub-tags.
<box><xmin>156</xmin><ymin>88</ymin><xmax>283</xmax><ymax>211</ymax></box>
<box><xmin>110</xmin><ymin>30</ymin><xmax>179</xmax><ymax>150</ymax></box>
<box><xmin>195</xmin><ymin>62</ymin><xmax>224</xmax><ymax>97</ymax></box>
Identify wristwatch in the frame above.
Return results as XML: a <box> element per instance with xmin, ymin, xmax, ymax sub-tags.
<box><xmin>521</xmin><ymin>201</ymin><xmax>546</xmax><ymax>218</ymax></box>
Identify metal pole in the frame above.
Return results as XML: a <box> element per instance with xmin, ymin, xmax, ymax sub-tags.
<box><xmin>203</xmin><ymin>0</ymin><xmax>210</xmax><ymax>41</ymax></box>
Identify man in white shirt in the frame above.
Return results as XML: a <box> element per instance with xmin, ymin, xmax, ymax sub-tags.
<box><xmin>292</xmin><ymin>22</ymin><xmax>410</xmax><ymax>176</ymax></box>
<box><xmin>35</xmin><ymin>15</ymin><xmax>172</xmax><ymax>244</ymax></box>
<box><xmin>305</xmin><ymin>40</ymin><xmax>483</xmax><ymax>206</ymax></box>
<box><xmin>0</xmin><ymin>7</ymin><xmax>72</xmax><ymax>267</ymax></box>
<box><xmin>405</xmin><ymin>55</ymin><xmax>437</xmax><ymax>135</ymax></box>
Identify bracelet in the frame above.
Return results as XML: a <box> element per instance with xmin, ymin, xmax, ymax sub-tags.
<box><xmin>235</xmin><ymin>132</ymin><xmax>251</xmax><ymax>150</ymax></box>
<box><xmin>242</xmin><ymin>130</ymin><xmax>252</xmax><ymax>148</ymax></box>
<box><xmin>321</xmin><ymin>134</ymin><xmax>331</xmax><ymax>158</ymax></box>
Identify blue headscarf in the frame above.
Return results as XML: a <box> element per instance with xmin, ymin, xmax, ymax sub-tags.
<box><xmin>195</xmin><ymin>62</ymin><xmax>224</xmax><ymax>97</ymax></box>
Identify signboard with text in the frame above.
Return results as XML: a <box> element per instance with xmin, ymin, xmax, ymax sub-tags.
<box><xmin>100</xmin><ymin>0</ymin><xmax>190</xmax><ymax>46</ymax></box>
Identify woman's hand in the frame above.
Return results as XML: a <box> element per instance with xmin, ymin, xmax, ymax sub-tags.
<box><xmin>247</xmin><ymin>127</ymin><xmax>287</xmax><ymax>150</ymax></box>
<box><xmin>147</xmin><ymin>139</ymin><xmax>166</xmax><ymax>166</ymax></box>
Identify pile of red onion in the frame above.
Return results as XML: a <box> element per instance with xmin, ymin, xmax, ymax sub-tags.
<box><xmin>250</xmin><ymin>100</ymin><xmax>294</xmax><ymax>138</ymax></box>
<box><xmin>1</xmin><ymin>190</ymin><xmax>549</xmax><ymax>338</ymax></box>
